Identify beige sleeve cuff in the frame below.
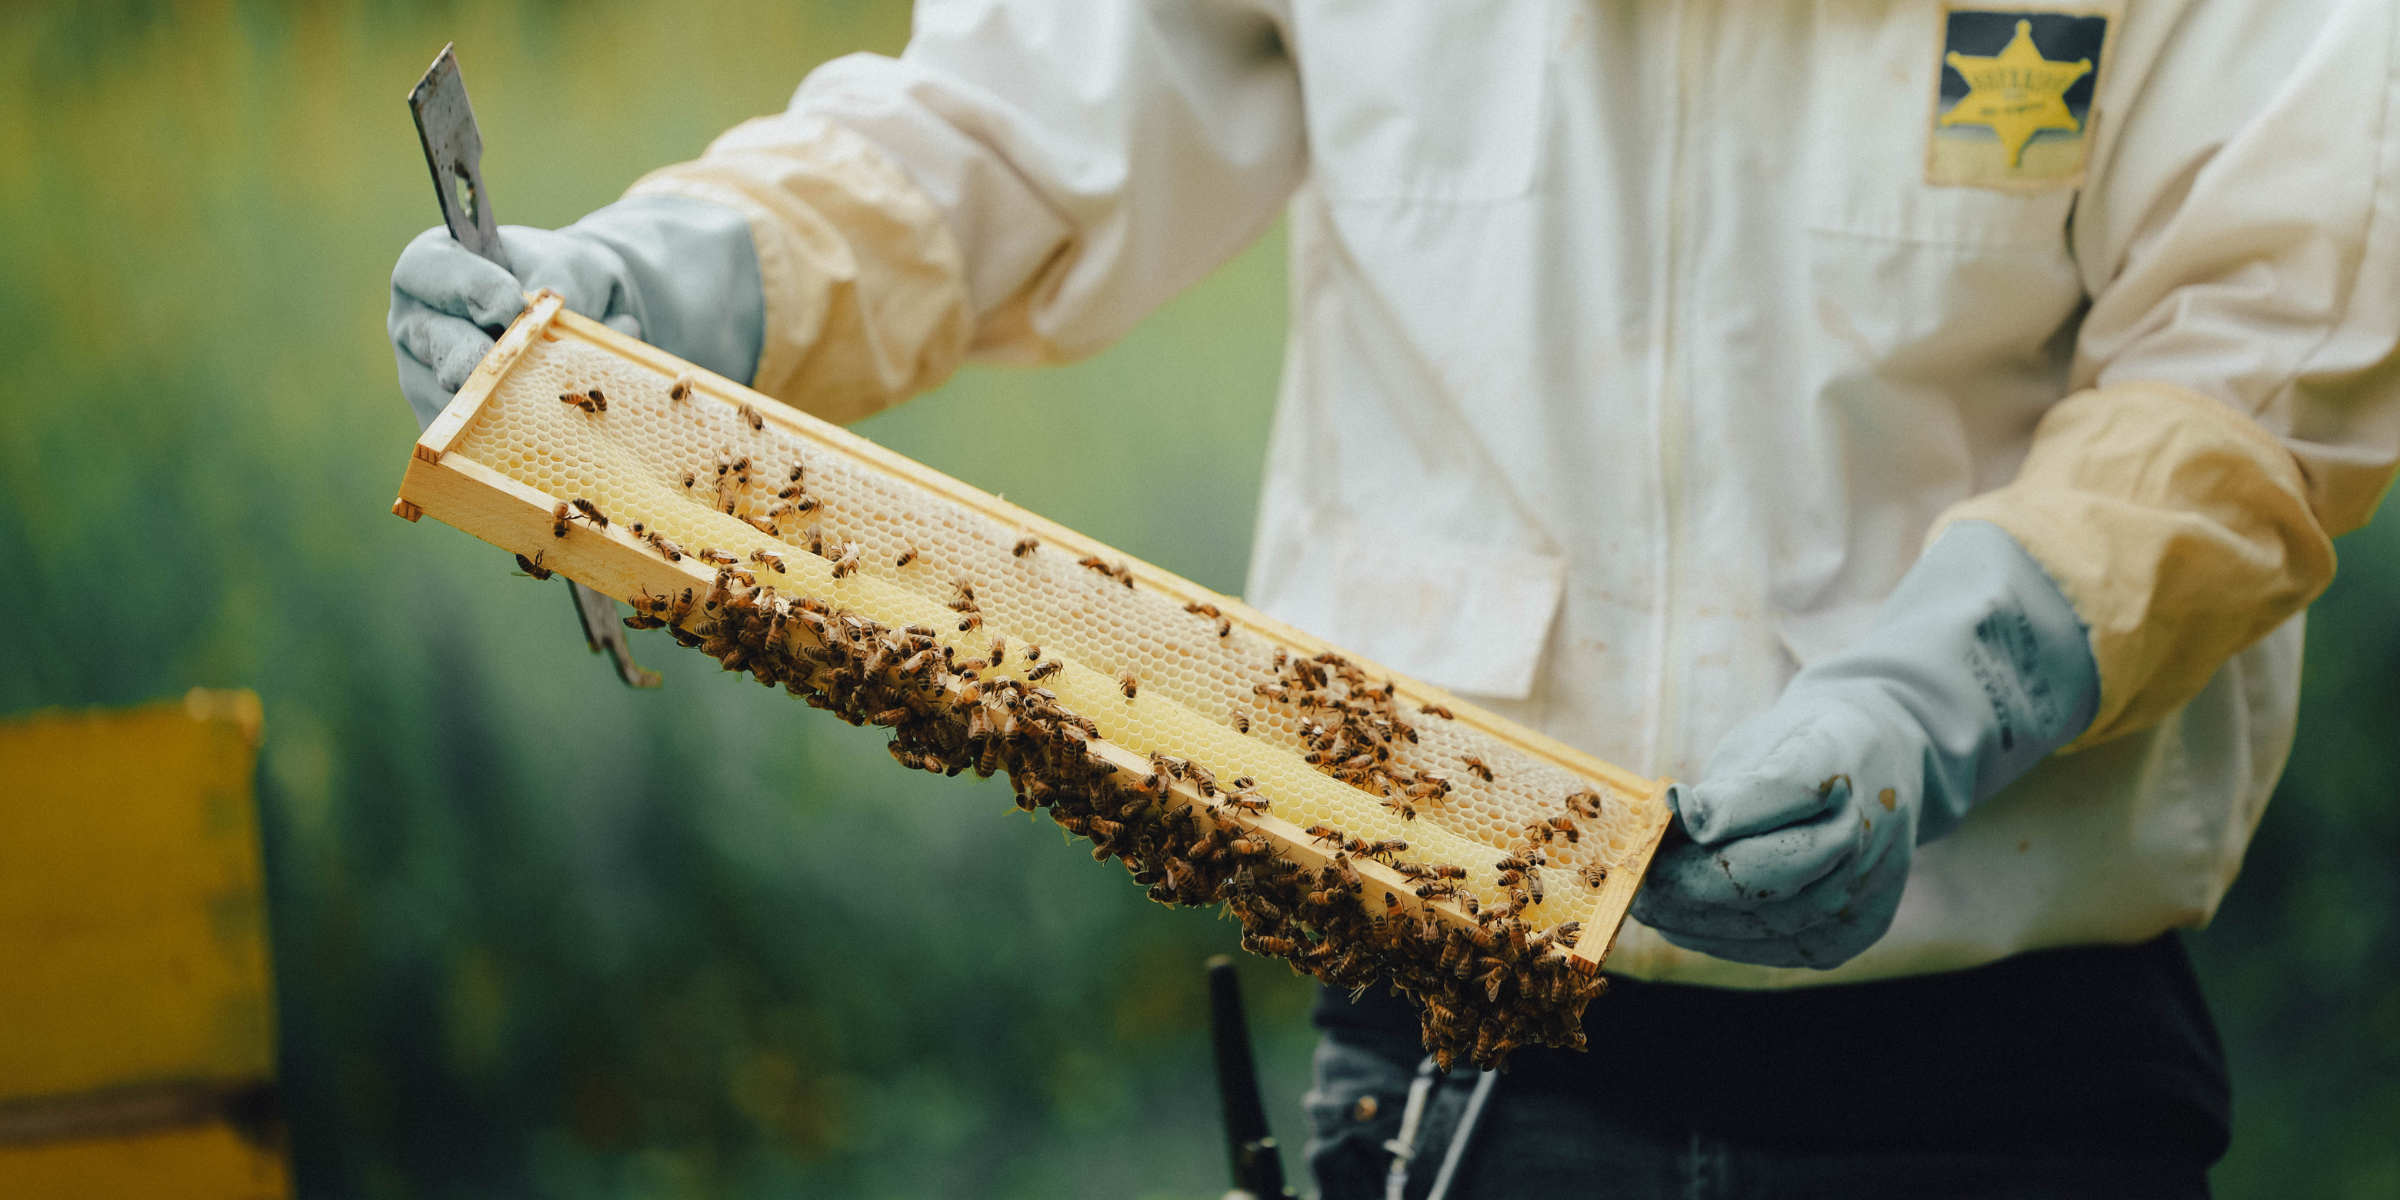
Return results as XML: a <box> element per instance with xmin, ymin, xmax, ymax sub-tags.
<box><xmin>1931</xmin><ymin>381</ymin><xmax>2338</xmax><ymax>750</ymax></box>
<box><xmin>627</xmin><ymin>118</ymin><xmax>974</xmax><ymax>426</ymax></box>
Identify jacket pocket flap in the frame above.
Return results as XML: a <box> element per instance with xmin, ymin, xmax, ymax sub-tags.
<box><xmin>1325</xmin><ymin>530</ymin><xmax>1565</xmax><ymax>700</ymax></box>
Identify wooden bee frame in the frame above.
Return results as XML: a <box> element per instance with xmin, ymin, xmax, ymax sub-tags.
<box><xmin>395</xmin><ymin>292</ymin><xmax>1674</xmax><ymax>1036</ymax></box>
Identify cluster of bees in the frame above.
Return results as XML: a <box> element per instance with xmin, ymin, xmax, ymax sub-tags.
<box><xmin>520</xmin><ymin>378</ymin><xmax>1623</xmax><ymax>1067</ymax></box>
<box><xmin>597</xmin><ymin>543</ymin><xmax>1608</xmax><ymax>1065</ymax></box>
<box><xmin>1253</xmin><ymin>651</ymin><xmax>1461</xmax><ymax>821</ymax></box>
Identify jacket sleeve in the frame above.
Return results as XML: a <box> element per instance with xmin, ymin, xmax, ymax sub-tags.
<box><xmin>626</xmin><ymin>0</ymin><xmax>1305</xmax><ymax>424</ymax></box>
<box><xmin>1932</xmin><ymin>0</ymin><xmax>2400</xmax><ymax>748</ymax></box>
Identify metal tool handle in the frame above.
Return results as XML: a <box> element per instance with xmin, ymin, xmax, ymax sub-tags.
<box><xmin>1207</xmin><ymin>956</ymin><xmax>1292</xmax><ymax>1198</ymax></box>
<box><xmin>407</xmin><ymin>44</ymin><xmax>659</xmax><ymax>689</ymax></box>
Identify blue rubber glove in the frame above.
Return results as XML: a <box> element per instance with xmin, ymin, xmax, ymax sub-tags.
<box><xmin>1630</xmin><ymin>520</ymin><xmax>2100</xmax><ymax>969</ymax></box>
<box><xmin>388</xmin><ymin>193</ymin><xmax>765</xmax><ymax>430</ymax></box>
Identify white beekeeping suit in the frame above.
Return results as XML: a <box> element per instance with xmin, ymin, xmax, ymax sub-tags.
<box><xmin>623</xmin><ymin>0</ymin><xmax>2400</xmax><ymax>987</ymax></box>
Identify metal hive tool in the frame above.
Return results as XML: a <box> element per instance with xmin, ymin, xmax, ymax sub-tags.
<box><xmin>393</xmin><ymin>293</ymin><xmax>1674</xmax><ymax>1068</ymax></box>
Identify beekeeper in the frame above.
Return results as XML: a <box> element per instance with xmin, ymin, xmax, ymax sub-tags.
<box><xmin>391</xmin><ymin>1</ymin><xmax>2400</xmax><ymax>1194</ymax></box>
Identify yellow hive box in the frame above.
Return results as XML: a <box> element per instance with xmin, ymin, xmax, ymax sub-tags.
<box><xmin>395</xmin><ymin>293</ymin><xmax>1672</xmax><ymax>1067</ymax></box>
<box><xmin>0</xmin><ymin>690</ymin><xmax>285</xmax><ymax>1199</ymax></box>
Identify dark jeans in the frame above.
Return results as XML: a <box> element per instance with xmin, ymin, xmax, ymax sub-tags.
<box><xmin>1305</xmin><ymin>1028</ymin><xmax>2214</xmax><ymax>1200</ymax></box>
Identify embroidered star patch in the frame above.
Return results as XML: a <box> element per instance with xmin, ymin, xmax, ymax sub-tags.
<box><xmin>1927</xmin><ymin>7</ymin><xmax>2116</xmax><ymax>191</ymax></box>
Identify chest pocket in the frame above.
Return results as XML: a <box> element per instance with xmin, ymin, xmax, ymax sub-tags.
<box><xmin>1289</xmin><ymin>0</ymin><xmax>1552</xmax><ymax>204</ymax></box>
<box><xmin>1802</xmin><ymin>11</ymin><xmax>2086</xmax><ymax>372</ymax></box>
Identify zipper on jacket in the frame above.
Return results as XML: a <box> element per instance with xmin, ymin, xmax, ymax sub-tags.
<box><xmin>1650</xmin><ymin>0</ymin><xmax>1705</xmax><ymax>779</ymax></box>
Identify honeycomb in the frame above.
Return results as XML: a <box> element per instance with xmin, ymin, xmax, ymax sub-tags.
<box><xmin>420</xmin><ymin>305</ymin><xmax>1663</xmax><ymax>1066</ymax></box>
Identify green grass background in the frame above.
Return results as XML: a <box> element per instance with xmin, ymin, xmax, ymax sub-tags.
<box><xmin>0</xmin><ymin>2</ymin><xmax>2392</xmax><ymax>1196</ymax></box>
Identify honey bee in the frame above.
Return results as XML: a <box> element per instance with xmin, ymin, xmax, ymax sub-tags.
<box><xmin>569</xmin><ymin>498</ymin><xmax>609</xmax><ymax>529</ymax></box>
<box><xmin>1544</xmin><ymin>815</ymin><xmax>1581</xmax><ymax>843</ymax></box>
<box><xmin>1419</xmin><ymin>702</ymin><xmax>1454</xmax><ymax>720</ymax></box>
<box><xmin>559</xmin><ymin>388</ymin><xmax>606</xmax><ymax>414</ymax></box>
<box><xmin>743</xmin><ymin>515</ymin><xmax>779</xmax><ymax>535</ymax></box>
<box><xmin>1379</xmin><ymin>796</ymin><xmax>1418</xmax><ymax>821</ymax></box>
<box><xmin>551</xmin><ymin>503</ymin><xmax>572</xmax><ymax>538</ymax></box>
<box><xmin>1332</xmin><ymin>854</ymin><xmax>1362</xmax><ymax>890</ymax></box>
<box><xmin>738</xmin><ymin>402</ymin><xmax>764</xmax><ymax>430</ymax></box>
<box><xmin>1013</xmin><ymin>536</ymin><xmax>1039</xmax><ymax>558</ymax></box>
<box><xmin>514</xmin><ymin>551</ymin><xmax>553</xmax><ymax>580</ymax></box>
<box><xmin>1437</xmin><ymin>939</ymin><xmax>1471</xmax><ymax>976</ymax></box>
<box><xmin>1233</xmin><ymin>713</ymin><xmax>1251</xmax><ymax>734</ymax></box>
<box><xmin>803</xmin><ymin>525</ymin><xmax>826</xmax><ymax>556</ymax></box>
<box><xmin>1432</xmin><ymin>864</ymin><xmax>1467</xmax><ymax>881</ymax></box>
<box><xmin>1224</xmin><ymin>792</ymin><xmax>1268</xmax><ymax>815</ymax></box>
<box><xmin>1306</xmin><ymin>824</ymin><xmax>1343</xmax><ymax>847</ymax></box>
<box><xmin>1184</xmin><ymin>600</ymin><xmax>1221</xmax><ymax>619</ymax></box>
<box><xmin>1077</xmin><ymin>555</ymin><xmax>1135</xmax><ymax>587</ymax></box>
<box><xmin>1216</xmin><ymin>617</ymin><xmax>1232</xmax><ymax>637</ymax></box>
<box><xmin>828</xmin><ymin>542</ymin><xmax>860</xmax><ymax>578</ymax></box>
<box><xmin>1459</xmin><ymin>754</ymin><xmax>1495</xmax><ymax>783</ymax></box>
<box><xmin>1251</xmin><ymin>933</ymin><xmax>1301</xmax><ymax>956</ymax></box>
<box><xmin>1527</xmin><ymin>873</ymin><xmax>1545</xmax><ymax>904</ymax></box>
<box><xmin>1415</xmin><ymin>880</ymin><xmax>1460</xmax><ymax>901</ymax></box>
<box><xmin>1119</xmin><ymin>671</ymin><xmax>1140</xmax><ymax>700</ymax></box>
<box><xmin>1025</xmin><ymin>659</ymin><xmax>1062</xmax><ymax>682</ymax></box>
<box><xmin>668</xmin><ymin>371</ymin><xmax>696</xmax><ymax>402</ymax></box>
<box><xmin>1565</xmin><ymin>788</ymin><xmax>1605</xmax><ymax>819</ymax></box>
<box><xmin>750</xmin><ymin>548</ymin><xmax>786</xmax><ymax>573</ymax></box>
<box><xmin>696</xmin><ymin>547</ymin><xmax>739</xmax><ymax>566</ymax></box>
<box><xmin>869</xmin><ymin>707</ymin><xmax>910</xmax><ymax>727</ymax></box>
<box><xmin>1381</xmin><ymin>892</ymin><xmax>1402</xmax><ymax>914</ymax></box>
<box><xmin>956</xmin><ymin>611</ymin><xmax>983</xmax><ymax>632</ymax></box>
<box><xmin>1578</xmin><ymin>865</ymin><xmax>1610</xmax><ymax>888</ymax></box>
<box><xmin>682</xmin><ymin>470</ymin><xmax>698</xmax><ymax>489</ymax></box>
<box><xmin>894</xmin><ymin>544</ymin><xmax>920</xmax><ymax>568</ymax></box>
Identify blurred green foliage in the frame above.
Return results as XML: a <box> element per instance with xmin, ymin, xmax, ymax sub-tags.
<box><xmin>0</xmin><ymin>1</ymin><xmax>2393</xmax><ymax>1197</ymax></box>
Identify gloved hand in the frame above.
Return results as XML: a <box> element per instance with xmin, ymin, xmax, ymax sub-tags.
<box><xmin>388</xmin><ymin>193</ymin><xmax>765</xmax><ymax>430</ymax></box>
<box><xmin>1631</xmin><ymin>520</ymin><xmax>2100</xmax><ymax>969</ymax></box>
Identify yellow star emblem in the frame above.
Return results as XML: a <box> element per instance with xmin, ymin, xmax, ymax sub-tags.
<box><xmin>1940</xmin><ymin>19</ymin><xmax>2092</xmax><ymax>167</ymax></box>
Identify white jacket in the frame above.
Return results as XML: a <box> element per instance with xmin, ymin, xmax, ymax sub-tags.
<box><xmin>630</xmin><ymin>0</ymin><xmax>2400</xmax><ymax>987</ymax></box>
